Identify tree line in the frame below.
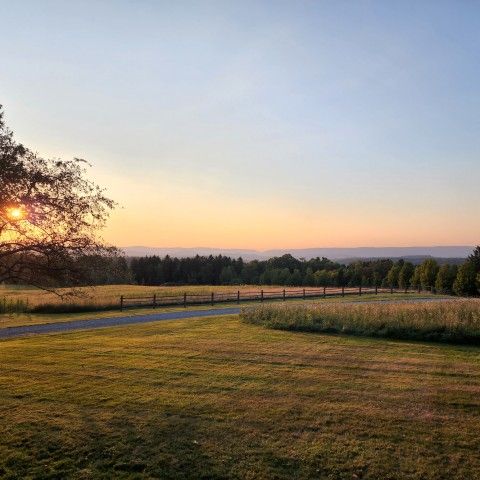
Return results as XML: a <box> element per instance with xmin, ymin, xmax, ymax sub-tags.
<box><xmin>129</xmin><ymin>246</ymin><xmax>480</xmax><ymax>296</ymax></box>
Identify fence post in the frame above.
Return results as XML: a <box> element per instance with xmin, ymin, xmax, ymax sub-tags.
<box><xmin>184</xmin><ymin>292</ymin><xmax>187</xmax><ymax>308</ymax></box>
<box><xmin>237</xmin><ymin>290</ymin><xmax>240</xmax><ymax>304</ymax></box>
<box><xmin>261</xmin><ymin>290</ymin><xmax>264</xmax><ymax>303</ymax></box>
<box><xmin>303</xmin><ymin>288</ymin><xmax>305</xmax><ymax>300</ymax></box>
<box><xmin>375</xmin><ymin>285</ymin><xmax>378</xmax><ymax>295</ymax></box>
<box><xmin>359</xmin><ymin>285</ymin><xmax>362</xmax><ymax>296</ymax></box>
<box><xmin>211</xmin><ymin>292</ymin><xmax>214</xmax><ymax>306</ymax></box>
<box><xmin>120</xmin><ymin>295</ymin><xmax>124</xmax><ymax>311</ymax></box>
<box><xmin>342</xmin><ymin>286</ymin><xmax>345</xmax><ymax>297</ymax></box>
<box><xmin>283</xmin><ymin>289</ymin><xmax>286</xmax><ymax>301</ymax></box>
<box><xmin>153</xmin><ymin>294</ymin><xmax>156</xmax><ymax>309</ymax></box>
<box><xmin>418</xmin><ymin>285</ymin><xmax>421</xmax><ymax>294</ymax></box>
<box><xmin>390</xmin><ymin>285</ymin><xmax>393</xmax><ymax>294</ymax></box>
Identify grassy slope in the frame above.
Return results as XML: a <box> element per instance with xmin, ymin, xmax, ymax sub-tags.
<box><xmin>1</xmin><ymin>316</ymin><xmax>479</xmax><ymax>479</ymax></box>
<box><xmin>0</xmin><ymin>293</ymin><xmax>438</xmax><ymax>328</ymax></box>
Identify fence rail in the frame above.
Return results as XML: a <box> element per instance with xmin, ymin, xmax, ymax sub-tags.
<box><xmin>119</xmin><ymin>285</ymin><xmax>436</xmax><ymax>311</ymax></box>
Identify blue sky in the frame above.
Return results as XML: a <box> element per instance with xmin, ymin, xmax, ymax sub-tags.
<box><xmin>2</xmin><ymin>1</ymin><xmax>479</xmax><ymax>248</ymax></box>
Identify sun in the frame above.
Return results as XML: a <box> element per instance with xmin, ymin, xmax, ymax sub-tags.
<box><xmin>7</xmin><ymin>207</ymin><xmax>25</xmax><ymax>220</ymax></box>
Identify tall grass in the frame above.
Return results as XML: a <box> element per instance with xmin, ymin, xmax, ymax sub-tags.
<box><xmin>29</xmin><ymin>302</ymin><xmax>119</xmax><ymax>314</ymax></box>
<box><xmin>0</xmin><ymin>284</ymin><xmax>292</xmax><ymax>314</ymax></box>
<box><xmin>0</xmin><ymin>297</ymin><xmax>29</xmax><ymax>314</ymax></box>
<box><xmin>240</xmin><ymin>300</ymin><xmax>480</xmax><ymax>344</ymax></box>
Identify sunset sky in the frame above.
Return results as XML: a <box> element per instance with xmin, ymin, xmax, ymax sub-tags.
<box><xmin>2</xmin><ymin>1</ymin><xmax>479</xmax><ymax>249</ymax></box>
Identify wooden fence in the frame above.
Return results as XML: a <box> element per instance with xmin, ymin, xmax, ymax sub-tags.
<box><xmin>119</xmin><ymin>285</ymin><xmax>433</xmax><ymax>311</ymax></box>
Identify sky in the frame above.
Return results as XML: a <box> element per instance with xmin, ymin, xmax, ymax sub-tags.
<box><xmin>2</xmin><ymin>0</ymin><xmax>479</xmax><ymax>249</ymax></box>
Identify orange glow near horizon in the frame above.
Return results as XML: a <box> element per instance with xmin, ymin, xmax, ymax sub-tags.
<box><xmin>101</xmin><ymin>187</ymin><xmax>480</xmax><ymax>250</ymax></box>
<box><xmin>96</xmin><ymin>171</ymin><xmax>480</xmax><ymax>251</ymax></box>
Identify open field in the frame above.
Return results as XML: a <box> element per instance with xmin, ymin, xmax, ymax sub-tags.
<box><xmin>1</xmin><ymin>315</ymin><xmax>480</xmax><ymax>479</ymax></box>
<box><xmin>0</xmin><ymin>284</ymin><xmax>430</xmax><ymax>314</ymax></box>
<box><xmin>0</xmin><ymin>284</ymin><xmax>303</xmax><ymax>309</ymax></box>
<box><xmin>0</xmin><ymin>293</ymin><xmax>440</xmax><ymax>329</ymax></box>
<box><xmin>241</xmin><ymin>299</ymin><xmax>480</xmax><ymax>344</ymax></box>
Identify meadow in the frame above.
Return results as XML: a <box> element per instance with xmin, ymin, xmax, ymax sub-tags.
<box><xmin>241</xmin><ymin>299</ymin><xmax>480</xmax><ymax>344</ymax></box>
<box><xmin>1</xmin><ymin>284</ymin><xmax>306</xmax><ymax>316</ymax></box>
<box><xmin>0</xmin><ymin>284</ymin><xmax>280</xmax><ymax>309</ymax></box>
<box><xmin>1</xmin><ymin>315</ymin><xmax>479</xmax><ymax>479</ymax></box>
<box><xmin>0</xmin><ymin>287</ymin><xmax>434</xmax><ymax>329</ymax></box>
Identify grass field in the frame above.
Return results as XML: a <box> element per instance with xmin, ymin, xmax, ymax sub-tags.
<box><xmin>1</xmin><ymin>315</ymin><xmax>479</xmax><ymax>479</ymax></box>
<box><xmin>0</xmin><ymin>284</ymin><xmax>299</xmax><ymax>309</ymax></box>
<box><xmin>1</xmin><ymin>284</ymin><xmax>316</xmax><ymax>316</ymax></box>
<box><xmin>0</xmin><ymin>284</ymin><xmax>427</xmax><ymax>313</ymax></box>
<box><xmin>0</xmin><ymin>293</ymin><xmax>436</xmax><ymax>329</ymax></box>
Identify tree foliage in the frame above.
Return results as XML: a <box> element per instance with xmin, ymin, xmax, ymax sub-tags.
<box><xmin>0</xmin><ymin>105</ymin><xmax>118</xmax><ymax>288</ymax></box>
<box><xmin>435</xmin><ymin>264</ymin><xmax>458</xmax><ymax>293</ymax></box>
<box><xmin>453</xmin><ymin>246</ymin><xmax>480</xmax><ymax>296</ymax></box>
<box><xmin>453</xmin><ymin>262</ymin><xmax>478</xmax><ymax>296</ymax></box>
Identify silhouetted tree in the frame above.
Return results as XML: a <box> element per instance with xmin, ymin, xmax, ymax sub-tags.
<box><xmin>0</xmin><ymin>105</ymin><xmax>118</xmax><ymax>290</ymax></box>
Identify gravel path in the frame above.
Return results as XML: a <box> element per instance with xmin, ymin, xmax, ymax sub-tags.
<box><xmin>0</xmin><ymin>297</ymin><xmax>450</xmax><ymax>340</ymax></box>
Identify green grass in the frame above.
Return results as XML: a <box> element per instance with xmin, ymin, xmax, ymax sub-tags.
<box><xmin>1</xmin><ymin>315</ymin><xmax>479</xmax><ymax>479</ymax></box>
<box><xmin>0</xmin><ymin>293</ymin><xmax>437</xmax><ymax>329</ymax></box>
<box><xmin>241</xmin><ymin>299</ymin><xmax>480</xmax><ymax>345</ymax></box>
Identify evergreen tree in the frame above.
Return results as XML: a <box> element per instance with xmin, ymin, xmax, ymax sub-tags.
<box><xmin>467</xmin><ymin>246</ymin><xmax>480</xmax><ymax>271</ymax></box>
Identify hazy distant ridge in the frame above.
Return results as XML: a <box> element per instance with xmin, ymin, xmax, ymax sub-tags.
<box><xmin>123</xmin><ymin>246</ymin><xmax>474</xmax><ymax>261</ymax></box>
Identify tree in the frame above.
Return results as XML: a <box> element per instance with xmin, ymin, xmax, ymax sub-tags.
<box><xmin>398</xmin><ymin>262</ymin><xmax>414</xmax><ymax>289</ymax></box>
<box><xmin>386</xmin><ymin>264</ymin><xmax>401</xmax><ymax>288</ymax></box>
<box><xmin>468</xmin><ymin>246</ymin><xmax>480</xmax><ymax>271</ymax></box>
<box><xmin>290</xmin><ymin>269</ymin><xmax>302</xmax><ymax>286</ymax></box>
<box><xmin>419</xmin><ymin>259</ymin><xmax>439</xmax><ymax>289</ymax></box>
<box><xmin>219</xmin><ymin>266</ymin><xmax>235</xmax><ymax>284</ymax></box>
<box><xmin>410</xmin><ymin>266</ymin><xmax>421</xmax><ymax>288</ymax></box>
<box><xmin>453</xmin><ymin>262</ymin><xmax>478</xmax><ymax>296</ymax></box>
<box><xmin>314</xmin><ymin>269</ymin><xmax>330</xmax><ymax>287</ymax></box>
<box><xmin>0</xmin><ymin>105</ymin><xmax>117</xmax><ymax>289</ymax></box>
<box><xmin>435</xmin><ymin>264</ymin><xmax>457</xmax><ymax>293</ymax></box>
<box><xmin>303</xmin><ymin>267</ymin><xmax>315</xmax><ymax>286</ymax></box>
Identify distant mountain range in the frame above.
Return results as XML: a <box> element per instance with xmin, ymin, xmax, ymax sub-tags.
<box><xmin>122</xmin><ymin>246</ymin><xmax>474</xmax><ymax>262</ymax></box>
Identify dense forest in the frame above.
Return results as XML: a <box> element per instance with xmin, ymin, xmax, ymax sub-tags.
<box><xmin>129</xmin><ymin>246</ymin><xmax>480</xmax><ymax>296</ymax></box>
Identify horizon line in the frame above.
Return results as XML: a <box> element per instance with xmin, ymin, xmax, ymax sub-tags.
<box><xmin>120</xmin><ymin>244</ymin><xmax>475</xmax><ymax>250</ymax></box>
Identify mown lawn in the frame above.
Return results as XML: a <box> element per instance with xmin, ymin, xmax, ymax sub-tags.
<box><xmin>1</xmin><ymin>316</ymin><xmax>479</xmax><ymax>479</ymax></box>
